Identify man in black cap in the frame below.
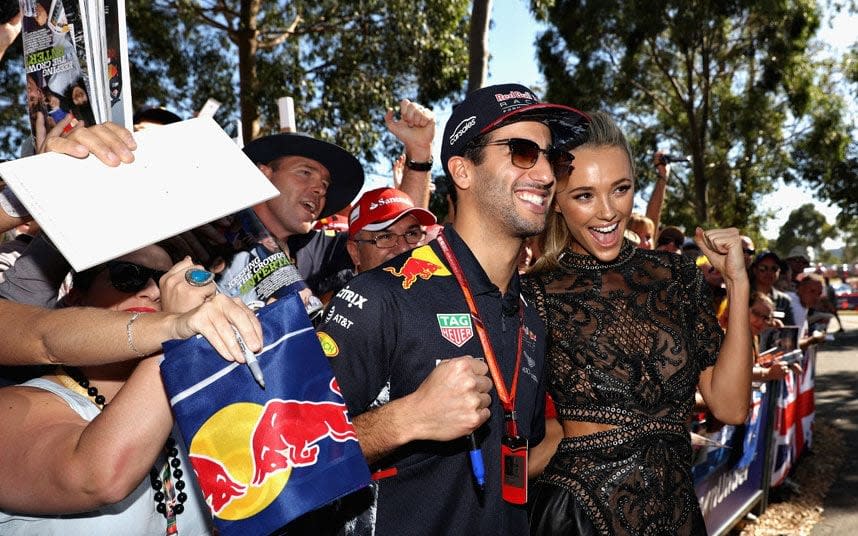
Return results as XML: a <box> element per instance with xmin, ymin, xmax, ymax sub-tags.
<box><xmin>239</xmin><ymin>98</ymin><xmax>435</xmax><ymax>301</ymax></box>
<box><xmin>314</xmin><ymin>83</ymin><xmax>588</xmax><ymax>535</ymax></box>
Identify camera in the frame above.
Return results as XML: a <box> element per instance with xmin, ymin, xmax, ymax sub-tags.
<box><xmin>658</xmin><ymin>154</ymin><xmax>690</xmax><ymax>165</ymax></box>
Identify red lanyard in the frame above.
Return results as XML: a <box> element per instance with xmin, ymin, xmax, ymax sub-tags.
<box><xmin>436</xmin><ymin>231</ymin><xmax>524</xmax><ymax>437</ymax></box>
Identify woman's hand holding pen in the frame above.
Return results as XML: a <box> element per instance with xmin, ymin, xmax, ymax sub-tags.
<box><xmin>161</xmin><ymin>257</ymin><xmax>262</xmax><ymax>363</ymax></box>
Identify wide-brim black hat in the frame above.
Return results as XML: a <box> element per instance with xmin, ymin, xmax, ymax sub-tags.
<box><xmin>243</xmin><ymin>133</ymin><xmax>365</xmax><ymax>219</ymax></box>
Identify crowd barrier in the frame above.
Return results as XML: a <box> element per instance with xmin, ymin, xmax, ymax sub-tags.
<box><xmin>692</xmin><ymin>346</ymin><xmax>817</xmax><ymax>535</ymax></box>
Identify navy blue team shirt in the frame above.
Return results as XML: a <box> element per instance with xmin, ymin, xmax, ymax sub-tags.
<box><xmin>317</xmin><ymin>226</ymin><xmax>546</xmax><ymax>536</ymax></box>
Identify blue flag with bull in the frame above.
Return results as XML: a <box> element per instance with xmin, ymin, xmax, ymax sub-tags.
<box><xmin>160</xmin><ymin>292</ymin><xmax>371</xmax><ymax>535</ymax></box>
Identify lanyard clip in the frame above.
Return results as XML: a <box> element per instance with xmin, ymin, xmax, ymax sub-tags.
<box><xmin>504</xmin><ymin>410</ymin><xmax>519</xmax><ymax>437</ymax></box>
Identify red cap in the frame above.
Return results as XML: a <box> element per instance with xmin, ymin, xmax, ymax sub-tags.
<box><xmin>348</xmin><ymin>188</ymin><xmax>437</xmax><ymax>237</ymax></box>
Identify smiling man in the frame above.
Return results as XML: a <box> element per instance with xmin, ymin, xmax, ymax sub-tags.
<box><xmin>235</xmin><ymin>99</ymin><xmax>435</xmax><ymax>301</ymax></box>
<box><xmin>314</xmin><ymin>84</ymin><xmax>589</xmax><ymax>535</ymax></box>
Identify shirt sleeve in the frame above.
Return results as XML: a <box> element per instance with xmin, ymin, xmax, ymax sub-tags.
<box><xmin>296</xmin><ymin>231</ymin><xmax>355</xmax><ymax>298</ymax></box>
<box><xmin>0</xmin><ymin>188</ymin><xmax>29</xmax><ymax>219</ymax></box>
<box><xmin>0</xmin><ymin>233</ymin><xmax>69</xmax><ymax>308</ymax></box>
<box><xmin>316</xmin><ymin>273</ymin><xmax>397</xmax><ymax>417</ymax></box>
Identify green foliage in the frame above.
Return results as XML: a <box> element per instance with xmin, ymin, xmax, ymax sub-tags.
<box><xmin>533</xmin><ymin>0</ymin><xmax>855</xmax><ymax>234</ymax></box>
<box><xmin>0</xmin><ymin>36</ymin><xmax>29</xmax><ymax>160</ymax></box>
<box><xmin>839</xmin><ymin>218</ymin><xmax>858</xmax><ymax>262</ymax></box>
<box><xmin>773</xmin><ymin>202</ymin><xmax>836</xmax><ymax>257</ymax></box>
<box><xmin>126</xmin><ymin>0</ymin><xmax>470</xmax><ymax>169</ymax></box>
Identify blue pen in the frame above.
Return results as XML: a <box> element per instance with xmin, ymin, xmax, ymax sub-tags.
<box><xmin>468</xmin><ymin>432</ymin><xmax>485</xmax><ymax>490</ymax></box>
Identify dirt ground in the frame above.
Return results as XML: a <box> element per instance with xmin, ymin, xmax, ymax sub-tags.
<box><xmin>734</xmin><ymin>420</ymin><xmax>845</xmax><ymax>536</ymax></box>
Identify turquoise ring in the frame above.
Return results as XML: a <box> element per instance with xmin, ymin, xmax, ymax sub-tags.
<box><xmin>185</xmin><ymin>268</ymin><xmax>215</xmax><ymax>287</ymax></box>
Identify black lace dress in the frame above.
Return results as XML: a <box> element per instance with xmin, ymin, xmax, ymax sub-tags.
<box><xmin>522</xmin><ymin>241</ymin><xmax>723</xmax><ymax>535</ymax></box>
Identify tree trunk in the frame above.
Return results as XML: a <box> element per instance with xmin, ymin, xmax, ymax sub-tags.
<box><xmin>238</xmin><ymin>0</ymin><xmax>261</xmax><ymax>142</ymax></box>
<box><xmin>467</xmin><ymin>0</ymin><xmax>492</xmax><ymax>94</ymax></box>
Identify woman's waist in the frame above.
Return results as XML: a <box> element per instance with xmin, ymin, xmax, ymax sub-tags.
<box><xmin>555</xmin><ymin>404</ymin><xmax>687</xmax><ymax>426</ymax></box>
<box><xmin>556</xmin><ymin>413</ymin><xmax>689</xmax><ymax>451</ymax></box>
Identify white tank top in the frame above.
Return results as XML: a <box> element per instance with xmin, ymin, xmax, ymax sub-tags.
<box><xmin>0</xmin><ymin>378</ymin><xmax>213</xmax><ymax>535</ymax></box>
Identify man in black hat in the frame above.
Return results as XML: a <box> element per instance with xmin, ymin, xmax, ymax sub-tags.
<box><xmin>240</xmin><ymin>98</ymin><xmax>436</xmax><ymax>301</ymax></box>
<box><xmin>314</xmin><ymin>83</ymin><xmax>588</xmax><ymax>535</ymax></box>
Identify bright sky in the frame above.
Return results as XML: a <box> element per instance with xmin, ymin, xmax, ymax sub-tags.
<box><xmin>452</xmin><ymin>1</ymin><xmax>855</xmax><ymax>249</ymax></box>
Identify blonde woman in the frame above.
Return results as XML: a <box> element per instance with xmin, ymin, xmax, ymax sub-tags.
<box><xmin>523</xmin><ymin>112</ymin><xmax>751</xmax><ymax>535</ymax></box>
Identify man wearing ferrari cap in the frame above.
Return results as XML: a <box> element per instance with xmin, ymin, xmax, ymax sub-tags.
<box><xmin>315</xmin><ymin>83</ymin><xmax>589</xmax><ymax>535</ymax></box>
<box><xmin>346</xmin><ymin>187</ymin><xmax>437</xmax><ymax>274</ymax></box>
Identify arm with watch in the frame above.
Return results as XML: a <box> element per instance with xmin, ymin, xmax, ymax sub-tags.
<box><xmin>384</xmin><ymin>98</ymin><xmax>436</xmax><ymax>209</ymax></box>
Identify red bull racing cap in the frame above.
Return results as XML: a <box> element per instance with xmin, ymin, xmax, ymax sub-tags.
<box><xmin>440</xmin><ymin>83</ymin><xmax>590</xmax><ymax>177</ymax></box>
<box><xmin>243</xmin><ymin>132</ymin><xmax>365</xmax><ymax>219</ymax></box>
<box><xmin>348</xmin><ymin>187</ymin><xmax>437</xmax><ymax>237</ymax></box>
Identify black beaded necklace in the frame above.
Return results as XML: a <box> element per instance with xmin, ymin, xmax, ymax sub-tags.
<box><xmin>61</xmin><ymin>366</ymin><xmax>188</xmax><ymax>518</ymax></box>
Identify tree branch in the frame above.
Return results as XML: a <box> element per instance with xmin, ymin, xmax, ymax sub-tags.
<box><xmin>257</xmin><ymin>15</ymin><xmax>303</xmax><ymax>48</ymax></box>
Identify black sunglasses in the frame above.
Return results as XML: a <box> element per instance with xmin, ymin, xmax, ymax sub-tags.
<box><xmin>106</xmin><ymin>261</ymin><xmax>166</xmax><ymax>293</ymax></box>
<box><xmin>473</xmin><ymin>138</ymin><xmax>574</xmax><ymax>180</ymax></box>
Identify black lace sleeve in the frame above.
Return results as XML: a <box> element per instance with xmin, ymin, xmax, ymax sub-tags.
<box><xmin>683</xmin><ymin>256</ymin><xmax>723</xmax><ymax>372</ymax></box>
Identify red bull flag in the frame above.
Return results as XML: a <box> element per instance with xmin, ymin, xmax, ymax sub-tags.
<box><xmin>160</xmin><ymin>293</ymin><xmax>371</xmax><ymax>535</ymax></box>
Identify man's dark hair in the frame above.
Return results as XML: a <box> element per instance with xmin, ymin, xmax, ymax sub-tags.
<box><xmin>656</xmin><ymin>226</ymin><xmax>685</xmax><ymax>248</ymax></box>
<box><xmin>132</xmin><ymin>107</ymin><xmax>182</xmax><ymax>126</ymax></box>
<box><xmin>0</xmin><ymin>3</ymin><xmax>19</xmax><ymax>24</ymax></box>
<box><xmin>444</xmin><ymin>131</ymin><xmax>493</xmax><ymax>209</ymax></box>
<box><xmin>460</xmin><ymin>132</ymin><xmax>491</xmax><ymax>169</ymax></box>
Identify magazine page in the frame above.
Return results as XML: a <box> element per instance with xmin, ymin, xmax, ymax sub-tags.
<box><xmin>18</xmin><ymin>0</ymin><xmax>97</xmax><ymax>149</ymax></box>
<box><xmin>79</xmin><ymin>0</ymin><xmax>108</xmax><ymax>123</ymax></box>
<box><xmin>759</xmin><ymin>325</ymin><xmax>800</xmax><ymax>355</ymax></box>
<box><xmin>104</xmin><ymin>0</ymin><xmax>131</xmax><ymax>128</ymax></box>
<box><xmin>59</xmin><ymin>0</ymin><xmax>98</xmax><ymax>125</ymax></box>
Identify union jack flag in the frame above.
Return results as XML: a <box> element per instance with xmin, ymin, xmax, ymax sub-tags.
<box><xmin>770</xmin><ymin>346</ymin><xmax>816</xmax><ymax>486</ymax></box>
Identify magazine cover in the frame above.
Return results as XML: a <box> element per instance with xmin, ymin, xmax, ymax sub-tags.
<box><xmin>209</xmin><ymin>208</ymin><xmax>324</xmax><ymax>318</ymax></box>
<box><xmin>19</xmin><ymin>0</ymin><xmax>131</xmax><ymax>149</ymax></box>
<box><xmin>759</xmin><ymin>325</ymin><xmax>799</xmax><ymax>354</ymax></box>
<box><xmin>20</xmin><ymin>0</ymin><xmax>95</xmax><ymax>149</ymax></box>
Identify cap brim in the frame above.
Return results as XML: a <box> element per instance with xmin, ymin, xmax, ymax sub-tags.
<box><xmin>360</xmin><ymin>208</ymin><xmax>437</xmax><ymax>233</ymax></box>
<box><xmin>243</xmin><ymin>134</ymin><xmax>365</xmax><ymax>219</ymax></box>
<box><xmin>482</xmin><ymin>103</ymin><xmax>591</xmax><ymax>147</ymax></box>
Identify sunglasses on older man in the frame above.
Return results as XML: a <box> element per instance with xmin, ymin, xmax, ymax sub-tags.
<box><xmin>106</xmin><ymin>261</ymin><xmax>166</xmax><ymax>293</ymax></box>
<box><xmin>473</xmin><ymin>138</ymin><xmax>575</xmax><ymax>180</ymax></box>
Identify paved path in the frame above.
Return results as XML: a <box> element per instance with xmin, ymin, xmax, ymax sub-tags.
<box><xmin>810</xmin><ymin>313</ymin><xmax>858</xmax><ymax>535</ymax></box>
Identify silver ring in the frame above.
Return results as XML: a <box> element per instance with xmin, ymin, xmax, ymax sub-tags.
<box><xmin>185</xmin><ymin>268</ymin><xmax>215</xmax><ymax>287</ymax></box>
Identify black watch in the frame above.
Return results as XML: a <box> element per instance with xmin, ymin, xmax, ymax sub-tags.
<box><xmin>405</xmin><ymin>157</ymin><xmax>433</xmax><ymax>171</ymax></box>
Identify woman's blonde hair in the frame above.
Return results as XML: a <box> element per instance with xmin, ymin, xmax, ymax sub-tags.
<box><xmin>530</xmin><ymin>111</ymin><xmax>635</xmax><ymax>273</ymax></box>
<box><xmin>628</xmin><ymin>213</ymin><xmax>654</xmax><ymax>239</ymax></box>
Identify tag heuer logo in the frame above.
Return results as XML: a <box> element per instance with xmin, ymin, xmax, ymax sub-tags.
<box><xmin>437</xmin><ymin>313</ymin><xmax>474</xmax><ymax>347</ymax></box>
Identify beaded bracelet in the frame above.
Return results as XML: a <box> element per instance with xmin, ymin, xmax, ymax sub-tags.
<box><xmin>126</xmin><ymin>312</ymin><xmax>147</xmax><ymax>358</ymax></box>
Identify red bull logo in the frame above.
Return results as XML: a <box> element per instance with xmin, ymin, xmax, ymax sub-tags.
<box><xmin>251</xmin><ymin>378</ymin><xmax>357</xmax><ymax>486</ymax></box>
<box><xmin>383</xmin><ymin>245</ymin><xmax>451</xmax><ymax>289</ymax></box>
<box><xmin>188</xmin><ymin>379</ymin><xmax>357</xmax><ymax>520</ymax></box>
<box><xmin>189</xmin><ymin>454</ymin><xmax>248</xmax><ymax>514</ymax></box>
